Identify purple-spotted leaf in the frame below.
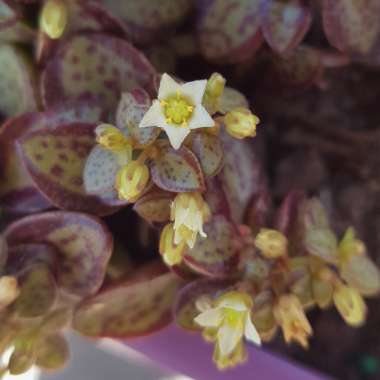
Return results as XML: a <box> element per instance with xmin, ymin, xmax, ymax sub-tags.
<box><xmin>191</xmin><ymin>133</ymin><xmax>224</xmax><ymax>177</ymax></box>
<box><xmin>183</xmin><ymin>215</ymin><xmax>240</xmax><ymax>277</ymax></box>
<box><xmin>101</xmin><ymin>0</ymin><xmax>192</xmax><ymax>44</ymax></box>
<box><xmin>133</xmin><ymin>189</ymin><xmax>173</xmax><ymax>223</ymax></box>
<box><xmin>174</xmin><ymin>279</ymin><xmax>231</xmax><ymax>330</ymax></box>
<box><xmin>35</xmin><ymin>334</ymin><xmax>69</xmax><ymax>370</ymax></box>
<box><xmin>0</xmin><ymin>44</ymin><xmax>37</xmax><ymax>117</ymax></box>
<box><xmin>204</xmin><ymin>177</ymin><xmax>232</xmax><ymax>219</ymax></box>
<box><xmin>218</xmin><ymin>131</ymin><xmax>264</xmax><ymax>223</ymax></box>
<box><xmin>6</xmin><ymin>243</ymin><xmax>59</xmax><ymax>275</ymax></box>
<box><xmin>83</xmin><ymin>145</ymin><xmax>121</xmax><ymax>196</ymax></box>
<box><xmin>18</xmin><ymin>123</ymin><xmax>119</xmax><ymax>215</ymax></box>
<box><xmin>197</xmin><ymin>0</ymin><xmax>263</xmax><ymax>63</ymax></box>
<box><xmin>261</xmin><ymin>0</ymin><xmax>312</xmax><ymax>54</ymax></box>
<box><xmin>116</xmin><ymin>88</ymin><xmax>159</xmax><ymax>147</ymax></box>
<box><xmin>270</xmin><ymin>46</ymin><xmax>323</xmax><ymax>88</ymax></box>
<box><xmin>322</xmin><ymin>0</ymin><xmax>380</xmax><ymax>56</ymax></box>
<box><xmin>73</xmin><ymin>268</ymin><xmax>181</xmax><ymax>338</ymax></box>
<box><xmin>151</xmin><ymin>145</ymin><xmax>205</xmax><ymax>193</ymax></box>
<box><xmin>0</xmin><ymin>101</ymin><xmax>106</xmax><ymax>214</ymax></box>
<box><xmin>218</xmin><ymin>86</ymin><xmax>249</xmax><ymax>114</ymax></box>
<box><xmin>15</xmin><ymin>264</ymin><xmax>57</xmax><ymax>318</ymax></box>
<box><xmin>4</xmin><ymin>211</ymin><xmax>113</xmax><ymax>297</ymax></box>
<box><xmin>41</xmin><ymin>33</ymin><xmax>156</xmax><ymax>110</ymax></box>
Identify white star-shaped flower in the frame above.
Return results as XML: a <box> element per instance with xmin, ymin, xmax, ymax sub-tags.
<box><xmin>139</xmin><ymin>73</ymin><xmax>215</xmax><ymax>149</ymax></box>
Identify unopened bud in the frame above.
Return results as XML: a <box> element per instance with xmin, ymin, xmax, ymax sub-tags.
<box><xmin>40</xmin><ymin>0</ymin><xmax>68</xmax><ymax>40</ymax></box>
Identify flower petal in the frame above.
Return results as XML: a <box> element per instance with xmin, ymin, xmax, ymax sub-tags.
<box><xmin>218</xmin><ymin>298</ymin><xmax>248</xmax><ymax>312</ymax></box>
<box><xmin>217</xmin><ymin>321</ymin><xmax>243</xmax><ymax>357</ymax></box>
<box><xmin>188</xmin><ymin>105</ymin><xmax>215</xmax><ymax>130</ymax></box>
<box><xmin>244</xmin><ymin>314</ymin><xmax>261</xmax><ymax>346</ymax></box>
<box><xmin>139</xmin><ymin>100</ymin><xmax>166</xmax><ymax>129</ymax></box>
<box><xmin>194</xmin><ymin>308</ymin><xmax>223</xmax><ymax>328</ymax></box>
<box><xmin>162</xmin><ymin>124</ymin><xmax>190</xmax><ymax>150</ymax></box>
<box><xmin>181</xmin><ymin>79</ymin><xmax>207</xmax><ymax>104</ymax></box>
<box><xmin>158</xmin><ymin>73</ymin><xmax>182</xmax><ymax>100</ymax></box>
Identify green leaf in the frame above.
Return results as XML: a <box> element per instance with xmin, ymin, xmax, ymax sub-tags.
<box><xmin>151</xmin><ymin>144</ymin><xmax>205</xmax><ymax>192</ymax></box>
<box><xmin>304</xmin><ymin>228</ymin><xmax>338</xmax><ymax>263</ymax></box>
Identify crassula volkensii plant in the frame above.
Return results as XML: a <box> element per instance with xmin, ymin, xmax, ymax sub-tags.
<box><xmin>0</xmin><ymin>0</ymin><xmax>379</xmax><ymax>378</ymax></box>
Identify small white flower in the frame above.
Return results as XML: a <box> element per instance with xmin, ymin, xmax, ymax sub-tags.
<box><xmin>139</xmin><ymin>73</ymin><xmax>215</xmax><ymax>149</ymax></box>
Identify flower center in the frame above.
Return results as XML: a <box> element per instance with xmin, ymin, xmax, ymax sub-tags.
<box><xmin>161</xmin><ymin>92</ymin><xmax>194</xmax><ymax>126</ymax></box>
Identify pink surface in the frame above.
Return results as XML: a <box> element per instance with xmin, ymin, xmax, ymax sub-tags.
<box><xmin>127</xmin><ymin>324</ymin><xmax>327</xmax><ymax>380</ymax></box>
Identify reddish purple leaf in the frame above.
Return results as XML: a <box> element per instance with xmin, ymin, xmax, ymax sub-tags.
<box><xmin>4</xmin><ymin>211</ymin><xmax>113</xmax><ymax>296</ymax></box>
<box><xmin>41</xmin><ymin>33</ymin><xmax>156</xmax><ymax>110</ymax></box>
<box><xmin>261</xmin><ymin>0</ymin><xmax>312</xmax><ymax>54</ymax></box>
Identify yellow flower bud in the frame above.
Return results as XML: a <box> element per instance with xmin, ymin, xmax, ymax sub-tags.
<box><xmin>224</xmin><ymin>107</ymin><xmax>259</xmax><ymax>139</ymax></box>
<box><xmin>273</xmin><ymin>294</ymin><xmax>312</xmax><ymax>348</ymax></box>
<box><xmin>40</xmin><ymin>0</ymin><xmax>68</xmax><ymax>40</ymax></box>
<box><xmin>95</xmin><ymin>124</ymin><xmax>131</xmax><ymax>153</ymax></box>
<box><xmin>338</xmin><ymin>227</ymin><xmax>366</xmax><ymax>263</ymax></box>
<box><xmin>0</xmin><ymin>276</ymin><xmax>19</xmax><ymax>309</ymax></box>
<box><xmin>206</xmin><ymin>73</ymin><xmax>226</xmax><ymax>99</ymax></box>
<box><xmin>159</xmin><ymin>223</ymin><xmax>186</xmax><ymax>266</ymax></box>
<box><xmin>333</xmin><ymin>283</ymin><xmax>367</xmax><ymax>326</ymax></box>
<box><xmin>115</xmin><ymin>161</ymin><xmax>149</xmax><ymax>201</ymax></box>
<box><xmin>254</xmin><ymin>229</ymin><xmax>288</xmax><ymax>259</ymax></box>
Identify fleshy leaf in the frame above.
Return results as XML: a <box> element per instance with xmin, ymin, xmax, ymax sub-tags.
<box><xmin>341</xmin><ymin>255</ymin><xmax>380</xmax><ymax>297</ymax></box>
<box><xmin>41</xmin><ymin>33</ymin><xmax>156</xmax><ymax>110</ymax></box>
<box><xmin>218</xmin><ymin>87</ymin><xmax>249</xmax><ymax>114</ymax></box>
<box><xmin>0</xmin><ymin>101</ymin><xmax>106</xmax><ymax>214</ymax></box>
<box><xmin>133</xmin><ymin>189</ymin><xmax>172</xmax><ymax>223</ymax></box>
<box><xmin>116</xmin><ymin>88</ymin><xmax>159</xmax><ymax>147</ymax></box>
<box><xmin>18</xmin><ymin>123</ymin><xmax>119</xmax><ymax>215</ymax></box>
<box><xmin>8</xmin><ymin>340</ymin><xmax>35</xmax><ymax>375</ymax></box>
<box><xmin>261</xmin><ymin>0</ymin><xmax>312</xmax><ymax>54</ymax></box>
<box><xmin>4</xmin><ymin>211</ymin><xmax>113</xmax><ymax>297</ymax></box>
<box><xmin>151</xmin><ymin>144</ymin><xmax>205</xmax><ymax>193</ymax></box>
<box><xmin>14</xmin><ymin>265</ymin><xmax>57</xmax><ymax>318</ymax></box>
<box><xmin>191</xmin><ymin>133</ymin><xmax>224</xmax><ymax>177</ymax></box>
<box><xmin>183</xmin><ymin>215</ymin><xmax>240</xmax><ymax>277</ymax></box>
<box><xmin>0</xmin><ymin>44</ymin><xmax>37</xmax><ymax>117</ymax></box>
<box><xmin>73</xmin><ymin>267</ymin><xmax>181</xmax><ymax>338</ymax></box>
<box><xmin>100</xmin><ymin>0</ymin><xmax>192</xmax><ymax>44</ymax></box>
<box><xmin>174</xmin><ymin>279</ymin><xmax>231</xmax><ymax>330</ymax></box>
<box><xmin>218</xmin><ymin>131</ymin><xmax>264</xmax><ymax>223</ymax></box>
<box><xmin>35</xmin><ymin>334</ymin><xmax>69</xmax><ymax>370</ymax></box>
<box><xmin>304</xmin><ymin>228</ymin><xmax>338</xmax><ymax>264</ymax></box>
<box><xmin>83</xmin><ymin>145</ymin><xmax>121</xmax><ymax>196</ymax></box>
<box><xmin>197</xmin><ymin>0</ymin><xmax>263</xmax><ymax>63</ymax></box>
<box><xmin>322</xmin><ymin>0</ymin><xmax>380</xmax><ymax>56</ymax></box>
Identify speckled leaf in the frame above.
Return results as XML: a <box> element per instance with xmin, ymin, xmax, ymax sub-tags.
<box><xmin>35</xmin><ymin>334</ymin><xmax>69</xmax><ymax>370</ymax></box>
<box><xmin>83</xmin><ymin>145</ymin><xmax>121</xmax><ymax>197</ymax></box>
<box><xmin>174</xmin><ymin>279</ymin><xmax>231</xmax><ymax>330</ymax></box>
<box><xmin>304</xmin><ymin>228</ymin><xmax>338</xmax><ymax>264</ymax></box>
<box><xmin>15</xmin><ymin>265</ymin><xmax>57</xmax><ymax>318</ymax></box>
<box><xmin>101</xmin><ymin>0</ymin><xmax>192</xmax><ymax>44</ymax></box>
<box><xmin>218</xmin><ymin>86</ymin><xmax>249</xmax><ymax>114</ymax></box>
<box><xmin>151</xmin><ymin>145</ymin><xmax>205</xmax><ymax>192</ymax></box>
<box><xmin>41</xmin><ymin>33</ymin><xmax>156</xmax><ymax>110</ymax></box>
<box><xmin>204</xmin><ymin>177</ymin><xmax>232</xmax><ymax>219</ymax></box>
<box><xmin>18</xmin><ymin>123</ymin><xmax>119</xmax><ymax>215</ymax></box>
<box><xmin>0</xmin><ymin>101</ymin><xmax>106</xmax><ymax>214</ymax></box>
<box><xmin>341</xmin><ymin>255</ymin><xmax>380</xmax><ymax>297</ymax></box>
<box><xmin>0</xmin><ymin>44</ymin><xmax>37</xmax><ymax>117</ymax></box>
<box><xmin>183</xmin><ymin>215</ymin><xmax>240</xmax><ymax>277</ymax></box>
<box><xmin>261</xmin><ymin>0</ymin><xmax>312</xmax><ymax>54</ymax></box>
<box><xmin>4</xmin><ymin>211</ymin><xmax>113</xmax><ymax>297</ymax></box>
<box><xmin>191</xmin><ymin>133</ymin><xmax>224</xmax><ymax>177</ymax></box>
<box><xmin>133</xmin><ymin>190</ymin><xmax>172</xmax><ymax>223</ymax></box>
<box><xmin>116</xmin><ymin>88</ymin><xmax>159</xmax><ymax>147</ymax></box>
<box><xmin>73</xmin><ymin>269</ymin><xmax>181</xmax><ymax>338</ymax></box>
<box><xmin>268</xmin><ymin>46</ymin><xmax>323</xmax><ymax>88</ymax></box>
<box><xmin>218</xmin><ymin>131</ymin><xmax>264</xmax><ymax>223</ymax></box>
<box><xmin>323</xmin><ymin>0</ymin><xmax>380</xmax><ymax>56</ymax></box>
<box><xmin>197</xmin><ymin>0</ymin><xmax>263</xmax><ymax>63</ymax></box>
<box><xmin>6</xmin><ymin>243</ymin><xmax>59</xmax><ymax>275</ymax></box>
